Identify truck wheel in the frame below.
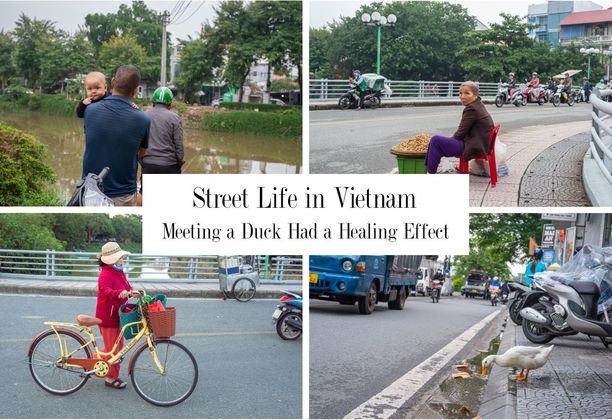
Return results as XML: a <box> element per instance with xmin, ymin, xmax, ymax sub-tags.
<box><xmin>358</xmin><ymin>282</ymin><xmax>377</xmax><ymax>315</ymax></box>
<box><xmin>388</xmin><ymin>286</ymin><xmax>406</xmax><ymax>310</ymax></box>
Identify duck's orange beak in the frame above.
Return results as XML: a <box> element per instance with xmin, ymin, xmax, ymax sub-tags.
<box><xmin>482</xmin><ymin>366</ymin><xmax>487</xmax><ymax>376</ymax></box>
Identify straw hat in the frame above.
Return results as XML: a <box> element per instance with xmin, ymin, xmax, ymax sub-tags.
<box><xmin>98</xmin><ymin>242</ymin><xmax>130</xmax><ymax>265</ymax></box>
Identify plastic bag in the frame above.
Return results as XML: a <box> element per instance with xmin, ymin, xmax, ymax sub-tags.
<box><xmin>535</xmin><ymin>245</ymin><xmax>612</xmax><ymax>309</ymax></box>
<box><xmin>467</xmin><ymin>141</ymin><xmax>509</xmax><ymax>177</ymax></box>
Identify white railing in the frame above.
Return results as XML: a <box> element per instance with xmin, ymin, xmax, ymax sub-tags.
<box><xmin>588</xmin><ymin>87</ymin><xmax>612</xmax><ymax>189</ymax></box>
<box><xmin>310</xmin><ymin>79</ymin><xmax>500</xmax><ymax>102</ymax></box>
<box><xmin>0</xmin><ymin>249</ymin><xmax>302</xmax><ymax>284</ymax></box>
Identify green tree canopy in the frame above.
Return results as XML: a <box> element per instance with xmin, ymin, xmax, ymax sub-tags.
<box><xmin>98</xmin><ymin>33</ymin><xmax>147</xmax><ymax>80</ymax></box>
<box><xmin>311</xmin><ymin>1</ymin><xmax>474</xmax><ymax>80</ymax></box>
<box><xmin>0</xmin><ymin>214</ymin><xmax>64</xmax><ymax>250</ymax></box>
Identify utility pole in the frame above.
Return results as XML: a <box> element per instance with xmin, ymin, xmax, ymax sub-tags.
<box><xmin>160</xmin><ymin>10</ymin><xmax>170</xmax><ymax>86</ymax></box>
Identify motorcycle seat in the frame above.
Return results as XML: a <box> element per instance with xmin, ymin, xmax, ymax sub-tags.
<box><xmin>570</xmin><ymin>281</ymin><xmax>600</xmax><ymax>296</ymax></box>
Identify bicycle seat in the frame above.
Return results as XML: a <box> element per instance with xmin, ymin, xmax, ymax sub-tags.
<box><xmin>77</xmin><ymin>315</ymin><xmax>102</xmax><ymax>327</ymax></box>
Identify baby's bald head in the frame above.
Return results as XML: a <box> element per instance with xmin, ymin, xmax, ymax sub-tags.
<box><xmin>84</xmin><ymin>71</ymin><xmax>107</xmax><ymax>101</ymax></box>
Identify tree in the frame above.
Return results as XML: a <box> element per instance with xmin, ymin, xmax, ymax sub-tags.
<box><xmin>13</xmin><ymin>14</ymin><xmax>62</xmax><ymax>90</ymax></box>
<box><xmin>0</xmin><ymin>31</ymin><xmax>15</xmax><ymax>91</ymax></box>
<box><xmin>313</xmin><ymin>1</ymin><xmax>474</xmax><ymax>80</ymax></box>
<box><xmin>111</xmin><ymin>215</ymin><xmax>142</xmax><ymax>243</ymax></box>
<box><xmin>84</xmin><ymin>214</ymin><xmax>115</xmax><ymax>242</ymax></box>
<box><xmin>0</xmin><ymin>214</ymin><xmax>64</xmax><ymax>250</ymax></box>
<box><xmin>309</xmin><ymin>28</ymin><xmax>332</xmax><ymax>78</ymax></box>
<box><xmin>98</xmin><ymin>33</ymin><xmax>147</xmax><ymax>79</ymax></box>
<box><xmin>175</xmin><ymin>36</ymin><xmax>220</xmax><ymax>101</ymax></box>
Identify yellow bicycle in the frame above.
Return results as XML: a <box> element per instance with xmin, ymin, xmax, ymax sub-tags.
<box><xmin>27</xmin><ymin>293</ymin><xmax>198</xmax><ymax>406</ymax></box>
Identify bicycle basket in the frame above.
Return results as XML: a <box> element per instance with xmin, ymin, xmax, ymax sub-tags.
<box><xmin>148</xmin><ymin>307</ymin><xmax>176</xmax><ymax>339</ymax></box>
<box><xmin>119</xmin><ymin>304</ymin><xmax>141</xmax><ymax>339</ymax></box>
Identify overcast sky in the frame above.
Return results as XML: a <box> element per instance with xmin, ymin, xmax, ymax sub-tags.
<box><xmin>309</xmin><ymin>0</ymin><xmax>612</xmax><ymax>28</ymax></box>
<box><xmin>0</xmin><ymin>1</ymin><xmax>219</xmax><ymax>43</ymax></box>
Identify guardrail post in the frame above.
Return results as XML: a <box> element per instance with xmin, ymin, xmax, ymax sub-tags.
<box><xmin>448</xmin><ymin>81</ymin><xmax>453</xmax><ymax>97</ymax></box>
<box><xmin>321</xmin><ymin>79</ymin><xmax>328</xmax><ymax>100</ymax></box>
<box><xmin>45</xmin><ymin>249</ymin><xmax>50</xmax><ymax>276</ymax></box>
<box><xmin>418</xmin><ymin>80</ymin><xmax>424</xmax><ymax>98</ymax></box>
<box><xmin>188</xmin><ymin>257</ymin><xmax>195</xmax><ymax>280</ymax></box>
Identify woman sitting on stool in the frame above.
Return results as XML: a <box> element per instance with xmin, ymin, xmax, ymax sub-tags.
<box><xmin>425</xmin><ymin>81</ymin><xmax>494</xmax><ymax>174</ymax></box>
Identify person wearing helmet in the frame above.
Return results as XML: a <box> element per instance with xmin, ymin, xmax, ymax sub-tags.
<box><xmin>505</xmin><ymin>72</ymin><xmax>517</xmax><ymax>98</ymax></box>
<box><xmin>562</xmin><ymin>72</ymin><xmax>573</xmax><ymax>99</ymax></box>
<box><xmin>524</xmin><ymin>248</ymin><xmax>546</xmax><ymax>287</ymax></box>
<box><xmin>582</xmin><ymin>76</ymin><xmax>592</xmax><ymax>102</ymax></box>
<box><xmin>141</xmin><ymin>86</ymin><xmax>184</xmax><ymax>180</ymax></box>
<box><xmin>348</xmin><ymin>70</ymin><xmax>367</xmax><ymax>109</ymax></box>
<box><xmin>526</xmin><ymin>72</ymin><xmax>540</xmax><ymax>101</ymax></box>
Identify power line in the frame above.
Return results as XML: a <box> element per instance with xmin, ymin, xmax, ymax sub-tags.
<box><xmin>172</xmin><ymin>1</ymin><xmax>206</xmax><ymax>26</ymax></box>
<box><xmin>170</xmin><ymin>1</ymin><xmax>193</xmax><ymax>24</ymax></box>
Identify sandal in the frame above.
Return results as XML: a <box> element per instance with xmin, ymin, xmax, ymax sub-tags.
<box><xmin>105</xmin><ymin>379</ymin><xmax>127</xmax><ymax>389</ymax></box>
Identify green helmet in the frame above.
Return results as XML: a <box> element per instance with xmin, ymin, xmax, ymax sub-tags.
<box><xmin>152</xmin><ymin>86</ymin><xmax>173</xmax><ymax>104</ymax></box>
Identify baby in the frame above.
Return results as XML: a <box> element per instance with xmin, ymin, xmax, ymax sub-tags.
<box><xmin>76</xmin><ymin>71</ymin><xmax>110</xmax><ymax>118</ymax></box>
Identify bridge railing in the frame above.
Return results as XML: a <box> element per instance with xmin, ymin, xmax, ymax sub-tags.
<box><xmin>309</xmin><ymin>79</ymin><xmax>499</xmax><ymax>102</ymax></box>
<box><xmin>587</xmin><ymin>88</ymin><xmax>612</xmax><ymax>195</ymax></box>
<box><xmin>0</xmin><ymin>249</ymin><xmax>302</xmax><ymax>284</ymax></box>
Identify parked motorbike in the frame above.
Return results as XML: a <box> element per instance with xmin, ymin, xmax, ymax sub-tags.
<box><xmin>338</xmin><ymin>85</ymin><xmax>382</xmax><ymax>110</ymax></box>
<box><xmin>552</xmin><ymin>86</ymin><xmax>575</xmax><ymax>107</ymax></box>
<box><xmin>511</xmin><ymin>84</ymin><xmax>545</xmax><ymax>106</ymax></box>
<box><xmin>507</xmin><ymin>282</ymin><xmax>533</xmax><ymax>325</ymax></box>
<box><xmin>519</xmin><ymin>279</ymin><xmax>612</xmax><ymax>347</ymax></box>
<box><xmin>273</xmin><ymin>291</ymin><xmax>302</xmax><ymax>340</ymax></box>
<box><xmin>495</xmin><ymin>83</ymin><xmax>516</xmax><ymax>108</ymax></box>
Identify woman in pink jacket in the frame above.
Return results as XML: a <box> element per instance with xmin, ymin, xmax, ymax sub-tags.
<box><xmin>95</xmin><ymin>242</ymin><xmax>134</xmax><ymax>389</ymax></box>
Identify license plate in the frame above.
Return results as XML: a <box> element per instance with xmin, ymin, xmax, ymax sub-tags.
<box><xmin>272</xmin><ymin>308</ymin><xmax>282</xmax><ymax>320</ymax></box>
<box><xmin>471</xmin><ymin>289</ymin><xmax>478</xmax><ymax>293</ymax></box>
<box><xmin>309</xmin><ymin>273</ymin><xmax>318</xmax><ymax>284</ymax></box>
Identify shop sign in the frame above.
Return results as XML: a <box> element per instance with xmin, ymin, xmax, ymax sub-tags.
<box><xmin>542</xmin><ymin>224</ymin><xmax>556</xmax><ymax>249</ymax></box>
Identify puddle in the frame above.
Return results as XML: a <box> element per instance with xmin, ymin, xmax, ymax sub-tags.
<box><xmin>428</xmin><ymin>335</ymin><xmax>501</xmax><ymax>419</ymax></box>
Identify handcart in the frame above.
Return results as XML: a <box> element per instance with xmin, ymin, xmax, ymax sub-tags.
<box><xmin>218</xmin><ymin>255</ymin><xmax>260</xmax><ymax>302</ymax></box>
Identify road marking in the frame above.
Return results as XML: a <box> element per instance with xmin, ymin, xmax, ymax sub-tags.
<box><xmin>0</xmin><ymin>330</ymin><xmax>275</xmax><ymax>344</ymax></box>
<box><xmin>343</xmin><ymin>309</ymin><xmax>501</xmax><ymax>419</ymax></box>
<box><xmin>310</xmin><ymin>112</ymin><xmax>455</xmax><ymax>127</ymax></box>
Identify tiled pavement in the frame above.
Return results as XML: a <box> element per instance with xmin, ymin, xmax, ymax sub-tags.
<box><xmin>466</xmin><ymin>121</ymin><xmax>592</xmax><ymax>207</ymax></box>
<box><xmin>479</xmin><ymin>313</ymin><xmax>612</xmax><ymax>419</ymax></box>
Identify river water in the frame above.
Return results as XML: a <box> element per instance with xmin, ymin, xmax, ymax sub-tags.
<box><xmin>1</xmin><ymin>110</ymin><xmax>302</xmax><ymax>200</ymax></box>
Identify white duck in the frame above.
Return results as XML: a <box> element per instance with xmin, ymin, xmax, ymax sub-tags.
<box><xmin>481</xmin><ymin>345</ymin><xmax>554</xmax><ymax>382</ymax></box>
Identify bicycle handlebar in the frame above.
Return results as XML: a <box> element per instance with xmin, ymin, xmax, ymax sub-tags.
<box><xmin>97</xmin><ymin>166</ymin><xmax>110</xmax><ymax>180</ymax></box>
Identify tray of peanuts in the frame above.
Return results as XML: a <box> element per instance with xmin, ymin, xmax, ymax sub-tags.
<box><xmin>390</xmin><ymin>133</ymin><xmax>432</xmax><ymax>158</ymax></box>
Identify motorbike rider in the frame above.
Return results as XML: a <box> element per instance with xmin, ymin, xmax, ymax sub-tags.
<box><xmin>546</xmin><ymin>77</ymin><xmax>558</xmax><ymax>91</ymax></box>
<box><xmin>524</xmin><ymin>247</ymin><xmax>547</xmax><ymax>287</ymax></box>
<box><xmin>582</xmin><ymin>77</ymin><xmax>592</xmax><ymax>102</ymax></box>
<box><xmin>562</xmin><ymin>72</ymin><xmax>573</xmax><ymax>100</ymax></box>
<box><xmin>505</xmin><ymin>72</ymin><xmax>517</xmax><ymax>97</ymax></box>
<box><xmin>348</xmin><ymin>69</ymin><xmax>366</xmax><ymax>109</ymax></box>
<box><xmin>526</xmin><ymin>72</ymin><xmax>540</xmax><ymax>101</ymax></box>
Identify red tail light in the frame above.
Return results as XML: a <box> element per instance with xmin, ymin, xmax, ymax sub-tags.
<box><xmin>356</xmin><ymin>261</ymin><xmax>366</xmax><ymax>272</ymax></box>
<box><xmin>279</xmin><ymin>295</ymin><xmax>293</xmax><ymax>302</ymax></box>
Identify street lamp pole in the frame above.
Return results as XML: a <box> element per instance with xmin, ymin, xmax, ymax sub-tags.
<box><xmin>361</xmin><ymin>12</ymin><xmax>397</xmax><ymax>75</ymax></box>
<box><xmin>580</xmin><ymin>47</ymin><xmax>599</xmax><ymax>80</ymax></box>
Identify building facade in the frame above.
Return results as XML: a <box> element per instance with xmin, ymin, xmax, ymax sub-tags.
<box><xmin>560</xmin><ymin>9</ymin><xmax>612</xmax><ymax>46</ymax></box>
<box><xmin>528</xmin><ymin>1</ymin><xmax>602</xmax><ymax>47</ymax></box>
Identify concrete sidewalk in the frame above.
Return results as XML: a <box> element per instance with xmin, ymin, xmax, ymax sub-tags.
<box><xmin>465</xmin><ymin>120</ymin><xmax>593</xmax><ymax>207</ymax></box>
<box><xmin>478</xmin><ymin>311</ymin><xmax>612</xmax><ymax>419</ymax></box>
<box><xmin>0</xmin><ymin>278</ymin><xmax>302</xmax><ymax>299</ymax></box>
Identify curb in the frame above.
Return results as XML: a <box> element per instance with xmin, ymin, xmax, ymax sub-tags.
<box><xmin>582</xmin><ymin>150</ymin><xmax>612</xmax><ymax>206</ymax></box>
<box><xmin>309</xmin><ymin>98</ymin><xmax>495</xmax><ymax>110</ymax></box>
<box><xmin>477</xmin><ymin>310</ymin><xmax>518</xmax><ymax>419</ymax></box>
<box><xmin>0</xmin><ymin>283</ymin><xmax>299</xmax><ymax>299</ymax></box>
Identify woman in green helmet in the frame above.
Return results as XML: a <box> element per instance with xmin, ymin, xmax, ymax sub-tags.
<box><xmin>141</xmin><ymin>86</ymin><xmax>184</xmax><ymax>180</ymax></box>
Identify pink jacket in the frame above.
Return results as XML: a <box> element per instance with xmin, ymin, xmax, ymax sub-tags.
<box><xmin>95</xmin><ymin>265</ymin><xmax>132</xmax><ymax>328</ymax></box>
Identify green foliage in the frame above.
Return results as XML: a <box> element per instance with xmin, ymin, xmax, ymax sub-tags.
<box><xmin>201</xmin><ymin>109</ymin><xmax>302</xmax><ymax>138</ymax></box>
<box><xmin>0</xmin><ymin>94</ymin><xmax>78</xmax><ymax>117</ymax></box>
<box><xmin>453</xmin><ymin>214</ymin><xmax>546</xmax><ymax>281</ymax></box>
<box><xmin>0</xmin><ymin>122</ymin><xmax>61</xmax><ymax>206</ymax></box>
<box><xmin>219</xmin><ymin>102</ymin><xmax>297</xmax><ymax>112</ymax></box>
<box><xmin>111</xmin><ymin>215</ymin><xmax>142</xmax><ymax>243</ymax></box>
<box><xmin>0</xmin><ymin>31</ymin><xmax>15</xmax><ymax>90</ymax></box>
<box><xmin>311</xmin><ymin>1</ymin><xmax>474</xmax><ymax>80</ymax></box>
<box><xmin>453</xmin><ymin>277</ymin><xmax>464</xmax><ymax>292</ymax></box>
<box><xmin>271</xmin><ymin>79</ymin><xmax>297</xmax><ymax>92</ymax></box>
<box><xmin>175</xmin><ymin>37</ymin><xmax>219</xmax><ymax>101</ymax></box>
<box><xmin>0</xmin><ymin>214</ymin><xmax>64</xmax><ymax>250</ymax></box>
<box><xmin>98</xmin><ymin>33</ymin><xmax>147</xmax><ymax>78</ymax></box>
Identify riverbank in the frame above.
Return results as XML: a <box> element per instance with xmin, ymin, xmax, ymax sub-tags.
<box><xmin>0</xmin><ymin>94</ymin><xmax>302</xmax><ymax>138</ymax></box>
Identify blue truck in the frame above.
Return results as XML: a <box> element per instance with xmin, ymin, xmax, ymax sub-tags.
<box><xmin>309</xmin><ymin>255</ymin><xmax>423</xmax><ymax>314</ymax></box>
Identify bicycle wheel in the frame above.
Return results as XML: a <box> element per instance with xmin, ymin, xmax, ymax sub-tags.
<box><xmin>28</xmin><ymin>329</ymin><xmax>91</xmax><ymax>395</ymax></box>
<box><xmin>130</xmin><ymin>339</ymin><xmax>198</xmax><ymax>407</ymax></box>
<box><xmin>232</xmin><ymin>278</ymin><xmax>256</xmax><ymax>302</ymax></box>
